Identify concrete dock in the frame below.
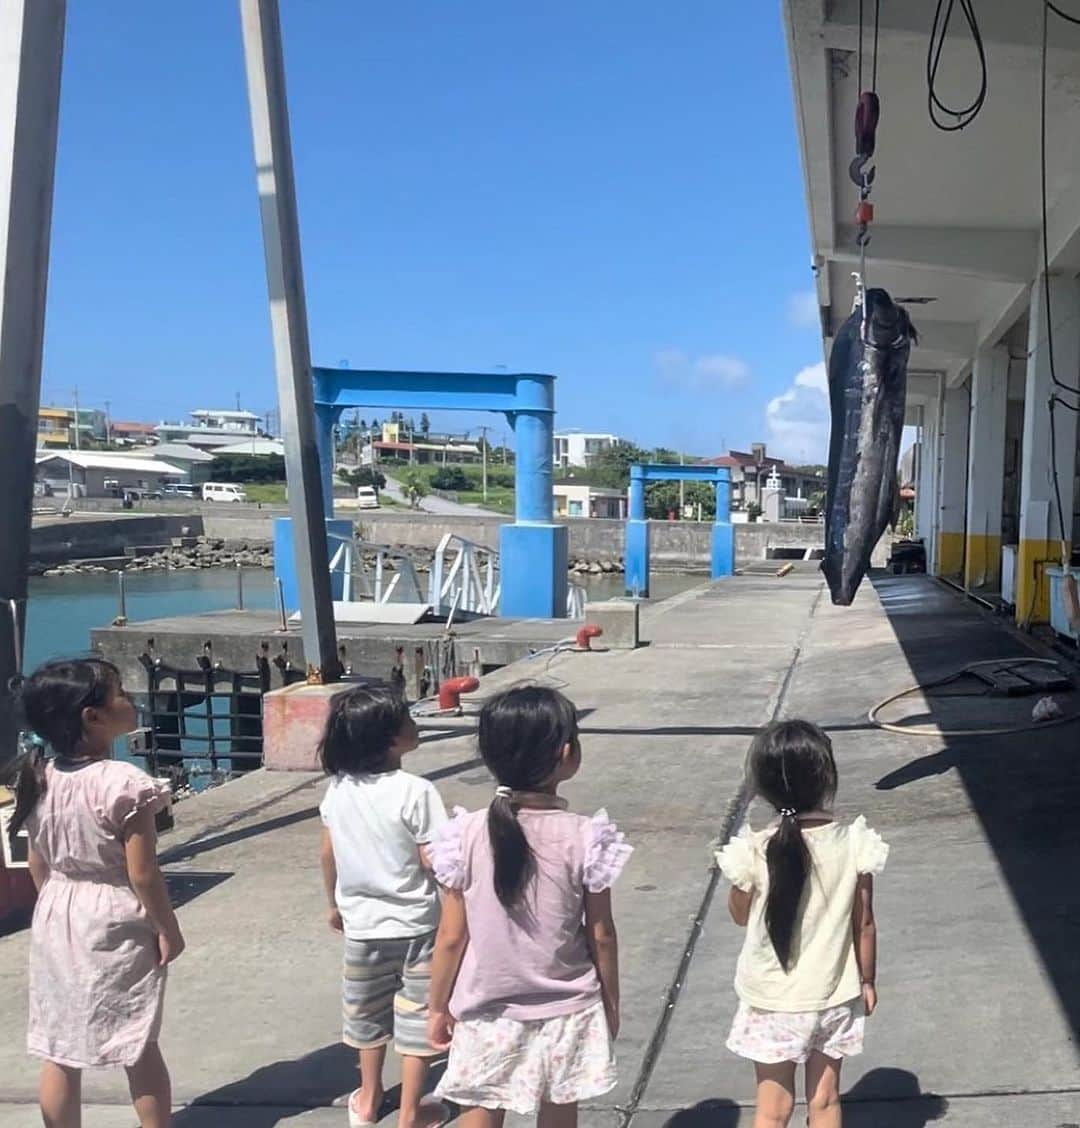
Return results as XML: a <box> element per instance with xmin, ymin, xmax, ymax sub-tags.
<box><xmin>2</xmin><ymin>571</ymin><xmax>1079</xmax><ymax>1125</ymax></box>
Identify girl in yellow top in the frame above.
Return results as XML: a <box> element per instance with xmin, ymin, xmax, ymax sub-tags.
<box><xmin>716</xmin><ymin>720</ymin><xmax>887</xmax><ymax>1128</ymax></box>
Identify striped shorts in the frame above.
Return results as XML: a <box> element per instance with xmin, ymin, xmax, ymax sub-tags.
<box><xmin>342</xmin><ymin>931</ymin><xmax>438</xmax><ymax>1057</ymax></box>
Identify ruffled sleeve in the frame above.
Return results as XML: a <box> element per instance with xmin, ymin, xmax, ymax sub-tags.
<box><xmin>850</xmin><ymin>815</ymin><xmax>889</xmax><ymax>875</ymax></box>
<box><xmin>584</xmin><ymin>809</ymin><xmax>633</xmax><ymax>893</ymax></box>
<box><xmin>715</xmin><ymin>824</ymin><xmax>758</xmax><ymax>892</ymax></box>
<box><xmin>430</xmin><ymin>806</ymin><xmax>469</xmax><ymax>890</ymax></box>
<box><xmin>104</xmin><ymin>762</ymin><xmax>171</xmax><ymax>835</ymax></box>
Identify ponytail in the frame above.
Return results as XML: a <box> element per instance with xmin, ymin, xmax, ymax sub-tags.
<box><xmin>487</xmin><ymin>791</ymin><xmax>535</xmax><ymax>909</ymax></box>
<box><xmin>764</xmin><ymin>811</ymin><xmax>811</xmax><ymax>972</ymax></box>
<box><xmin>4</xmin><ymin>742</ymin><xmax>48</xmax><ymax>842</ymax></box>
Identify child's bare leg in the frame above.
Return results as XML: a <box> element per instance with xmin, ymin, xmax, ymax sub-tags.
<box><xmin>538</xmin><ymin>1100</ymin><xmax>578</xmax><ymax>1128</ymax></box>
<box><xmin>39</xmin><ymin>1061</ymin><xmax>81</xmax><ymax>1128</ymax></box>
<box><xmin>753</xmin><ymin>1061</ymin><xmax>796</xmax><ymax>1128</ymax></box>
<box><xmin>125</xmin><ymin>1042</ymin><xmax>172</xmax><ymax>1128</ymax></box>
<box><xmin>351</xmin><ymin>1044</ymin><xmax>387</xmax><ymax>1123</ymax></box>
<box><xmin>459</xmin><ymin>1110</ymin><xmax>505</xmax><ymax>1128</ymax></box>
<box><xmin>396</xmin><ymin>1055</ymin><xmax>446</xmax><ymax>1128</ymax></box>
<box><xmin>805</xmin><ymin>1051</ymin><xmax>843</xmax><ymax>1128</ymax></box>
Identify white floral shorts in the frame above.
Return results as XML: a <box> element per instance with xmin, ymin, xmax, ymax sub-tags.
<box><xmin>434</xmin><ymin>999</ymin><xmax>617</xmax><ymax>1114</ymax></box>
<box><xmin>726</xmin><ymin>998</ymin><xmax>865</xmax><ymax>1064</ymax></box>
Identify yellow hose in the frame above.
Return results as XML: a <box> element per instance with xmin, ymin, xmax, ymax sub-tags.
<box><xmin>868</xmin><ymin>657</ymin><xmax>1080</xmax><ymax>737</ymax></box>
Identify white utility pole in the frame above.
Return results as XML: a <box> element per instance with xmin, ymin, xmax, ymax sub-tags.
<box><xmin>72</xmin><ymin>384</ymin><xmax>80</xmax><ymax>449</ymax></box>
<box><xmin>0</xmin><ymin>0</ymin><xmax>66</xmax><ymax>755</ymax></box>
<box><xmin>478</xmin><ymin>424</ymin><xmax>490</xmax><ymax>501</ymax></box>
<box><xmin>239</xmin><ymin>0</ymin><xmax>339</xmax><ymax>681</ymax></box>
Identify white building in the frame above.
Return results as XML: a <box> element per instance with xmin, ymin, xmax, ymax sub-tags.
<box><xmin>553</xmin><ymin>481</ymin><xmax>627</xmax><ymax>520</ymax></box>
<box><xmin>35</xmin><ymin>451</ymin><xmax>183</xmax><ymax>498</ymax></box>
<box><xmin>553</xmin><ymin>430</ymin><xmax>621</xmax><ymax>470</ymax></box>
<box><xmin>155</xmin><ymin>409</ymin><xmax>262</xmax><ymax>450</ymax></box>
<box><xmin>783</xmin><ymin>0</ymin><xmax>1080</xmax><ymax>624</ymax></box>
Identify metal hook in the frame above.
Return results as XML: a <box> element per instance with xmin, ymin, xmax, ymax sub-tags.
<box><xmin>849</xmin><ymin>155</ymin><xmax>876</xmax><ymax>190</ymax></box>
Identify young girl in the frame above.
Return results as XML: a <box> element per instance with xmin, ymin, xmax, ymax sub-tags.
<box><xmin>7</xmin><ymin>658</ymin><xmax>182</xmax><ymax>1128</ymax></box>
<box><xmin>426</xmin><ymin>685</ymin><xmax>632</xmax><ymax>1128</ymax></box>
<box><xmin>716</xmin><ymin>720</ymin><xmax>888</xmax><ymax>1128</ymax></box>
<box><xmin>317</xmin><ymin>686</ymin><xmax>449</xmax><ymax>1128</ymax></box>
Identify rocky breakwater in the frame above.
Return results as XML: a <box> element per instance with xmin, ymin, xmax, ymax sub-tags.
<box><xmin>569</xmin><ymin>556</ymin><xmax>625</xmax><ymax>577</ymax></box>
<box><xmin>41</xmin><ymin>537</ymin><xmax>273</xmax><ymax>577</ymax></box>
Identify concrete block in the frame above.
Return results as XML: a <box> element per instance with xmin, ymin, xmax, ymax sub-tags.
<box><xmin>585</xmin><ymin>600</ymin><xmax>640</xmax><ymax>649</ymax></box>
<box><xmin>262</xmin><ymin>681</ymin><xmax>353</xmax><ymax>771</ymax></box>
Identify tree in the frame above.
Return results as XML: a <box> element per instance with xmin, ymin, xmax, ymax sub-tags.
<box><xmin>400</xmin><ymin>468</ymin><xmax>428</xmax><ymax>509</ymax></box>
<box><xmin>419</xmin><ymin>413</ymin><xmax>431</xmax><ymax>436</ymax></box>
<box><xmin>587</xmin><ymin>441</ymin><xmax>651</xmax><ymax>489</ymax></box>
<box><xmin>340</xmin><ymin>466</ymin><xmax>386</xmax><ymax>496</ymax></box>
<box><xmin>431</xmin><ymin>466</ymin><xmax>470</xmax><ymax>491</ymax></box>
<box><xmin>645</xmin><ymin>480</ymin><xmax>716</xmax><ymax>519</ymax></box>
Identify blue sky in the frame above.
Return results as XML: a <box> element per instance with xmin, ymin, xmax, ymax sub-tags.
<box><xmin>41</xmin><ymin>1</ymin><xmax>828</xmax><ymax>463</ymax></box>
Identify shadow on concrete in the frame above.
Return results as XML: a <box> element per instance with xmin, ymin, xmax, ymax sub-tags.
<box><xmin>842</xmin><ymin>1067</ymin><xmax>948</xmax><ymax>1125</ymax></box>
<box><xmin>164</xmin><ymin>870</ymin><xmax>232</xmax><ymax>910</ymax></box>
<box><xmin>659</xmin><ymin>1098</ymin><xmax>742</xmax><ymax>1125</ymax></box>
<box><xmin>871</xmin><ymin>575</ymin><xmax>1080</xmax><ymax>1036</ymax></box>
<box><xmin>172</xmin><ymin>1042</ymin><xmax>448</xmax><ymax>1126</ymax></box>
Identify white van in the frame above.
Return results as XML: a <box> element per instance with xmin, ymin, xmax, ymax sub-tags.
<box><xmin>202</xmin><ymin>482</ymin><xmax>248</xmax><ymax>503</ymax></box>
<box><xmin>356</xmin><ymin>485</ymin><xmax>380</xmax><ymax>509</ymax></box>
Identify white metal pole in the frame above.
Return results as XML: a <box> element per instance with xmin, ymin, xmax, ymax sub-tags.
<box><xmin>239</xmin><ymin>0</ymin><xmax>339</xmax><ymax>680</ymax></box>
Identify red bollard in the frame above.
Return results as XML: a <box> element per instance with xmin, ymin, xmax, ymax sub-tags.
<box><xmin>438</xmin><ymin>676</ymin><xmax>480</xmax><ymax>711</ymax></box>
<box><xmin>575</xmin><ymin>624</ymin><xmax>603</xmax><ymax>651</ymax></box>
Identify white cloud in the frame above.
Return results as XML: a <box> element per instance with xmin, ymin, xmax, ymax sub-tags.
<box><xmin>765</xmin><ymin>361</ymin><xmax>830</xmax><ymax>463</ymax></box>
<box><xmin>654</xmin><ymin>349</ymin><xmax>750</xmax><ymax>391</ymax></box>
<box><xmin>787</xmin><ymin>290</ymin><xmax>821</xmax><ymax>330</ymax></box>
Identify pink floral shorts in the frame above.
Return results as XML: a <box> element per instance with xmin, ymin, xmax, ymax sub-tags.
<box><xmin>434</xmin><ymin>1000</ymin><xmax>617</xmax><ymax>1114</ymax></box>
<box><xmin>726</xmin><ymin>998</ymin><xmax>865</xmax><ymax>1064</ymax></box>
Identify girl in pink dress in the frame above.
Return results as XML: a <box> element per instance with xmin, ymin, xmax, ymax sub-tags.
<box><xmin>6</xmin><ymin>658</ymin><xmax>184</xmax><ymax>1128</ymax></box>
<box><xmin>426</xmin><ymin>685</ymin><xmax>632</xmax><ymax>1128</ymax></box>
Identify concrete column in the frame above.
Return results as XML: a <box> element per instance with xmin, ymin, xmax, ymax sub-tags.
<box><xmin>499</xmin><ymin>377</ymin><xmax>568</xmax><ymax>617</ymax></box>
<box><xmin>625</xmin><ymin>466</ymin><xmax>650</xmax><ymax>597</ymax></box>
<box><xmin>915</xmin><ymin>391</ymin><xmax>942</xmax><ymax>568</ymax></box>
<box><xmin>1017</xmin><ymin>275</ymin><xmax>1080</xmax><ymax>625</ymax></box>
<box><xmin>936</xmin><ymin>384</ymin><xmax>970</xmax><ymax>579</ymax></box>
<box><xmin>0</xmin><ymin>0</ymin><xmax>65</xmax><ymax>755</ymax></box>
<box><xmin>711</xmin><ymin>469</ymin><xmax>734</xmax><ymax>579</ymax></box>
<box><xmin>964</xmin><ymin>344</ymin><xmax>1009</xmax><ymax>589</ymax></box>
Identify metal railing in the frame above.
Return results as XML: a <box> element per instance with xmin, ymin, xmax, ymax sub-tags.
<box><xmin>327</xmin><ymin>534</ymin><xmax>426</xmax><ymax>604</ymax></box>
<box><xmin>429</xmin><ymin>533</ymin><xmax>500</xmax><ymax>615</ymax></box>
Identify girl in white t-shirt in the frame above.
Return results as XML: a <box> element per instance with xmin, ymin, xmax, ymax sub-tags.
<box><xmin>716</xmin><ymin>720</ymin><xmax>888</xmax><ymax>1128</ymax></box>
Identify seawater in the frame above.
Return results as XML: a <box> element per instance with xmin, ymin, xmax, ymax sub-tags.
<box><xmin>24</xmin><ymin>568</ymin><xmax>703</xmax><ymax>672</ymax></box>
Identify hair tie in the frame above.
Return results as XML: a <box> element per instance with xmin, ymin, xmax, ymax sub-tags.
<box><xmin>779</xmin><ymin>807</ymin><xmax>797</xmax><ymax>819</ymax></box>
<box><xmin>494</xmin><ymin>785</ymin><xmax>513</xmax><ymax>800</ymax></box>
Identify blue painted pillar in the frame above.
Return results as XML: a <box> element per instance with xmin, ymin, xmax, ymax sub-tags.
<box><xmin>314</xmin><ymin>404</ymin><xmax>338</xmax><ymax>516</ymax></box>
<box><xmin>499</xmin><ymin>376</ymin><xmax>568</xmax><ymax>618</ymax></box>
<box><xmin>625</xmin><ymin>465</ymin><xmax>650</xmax><ymax>597</ymax></box>
<box><xmin>711</xmin><ymin>468</ymin><xmax>735</xmax><ymax>579</ymax></box>
<box><xmin>274</xmin><ymin>517</ymin><xmax>354</xmax><ymax>613</ymax></box>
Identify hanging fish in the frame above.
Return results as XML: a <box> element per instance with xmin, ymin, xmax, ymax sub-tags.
<box><xmin>823</xmin><ymin>288</ymin><xmax>917</xmax><ymax>606</ymax></box>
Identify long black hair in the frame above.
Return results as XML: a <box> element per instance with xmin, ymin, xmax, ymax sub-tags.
<box><xmin>746</xmin><ymin>719</ymin><xmax>838</xmax><ymax>972</ymax></box>
<box><xmin>3</xmin><ymin>658</ymin><xmax>122</xmax><ymax>841</ymax></box>
<box><xmin>318</xmin><ymin>685</ymin><xmax>410</xmax><ymax>776</ymax></box>
<box><xmin>477</xmin><ymin>685</ymin><xmax>579</xmax><ymax>909</ymax></box>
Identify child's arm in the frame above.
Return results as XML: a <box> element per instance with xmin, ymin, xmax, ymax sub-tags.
<box><xmin>27</xmin><ymin>847</ymin><xmax>48</xmax><ymax>892</ymax></box>
<box><xmin>585</xmin><ymin>888</ymin><xmax>620</xmax><ymax>1038</ymax></box>
<box><xmin>319</xmin><ymin>828</ymin><xmax>343</xmax><ymax>932</ymax></box>
<box><xmin>852</xmin><ymin>873</ymin><xmax>877</xmax><ymax>1014</ymax></box>
<box><xmin>124</xmin><ymin>807</ymin><xmax>185</xmax><ymax>966</ymax></box>
<box><xmin>427</xmin><ymin>887</ymin><xmax>469</xmax><ymax>1051</ymax></box>
<box><xmin>728</xmin><ymin>885</ymin><xmax>753</xmax><ymax>926</ymax></box>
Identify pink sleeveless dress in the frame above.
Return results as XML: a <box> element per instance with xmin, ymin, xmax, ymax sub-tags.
<box><xmin>25</xmin><ymin>759</ymin><xmax>171</xmax><ymax>1068</ymax></box>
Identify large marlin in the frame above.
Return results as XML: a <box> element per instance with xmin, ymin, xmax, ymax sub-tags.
<box><xmin>822</xmin><ymin>287</ymin><xmax>916</xmax><ymax>606</ymax></box>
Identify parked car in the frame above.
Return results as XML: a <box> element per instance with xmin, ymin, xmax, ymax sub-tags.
<box><xmin>202</xmin><ymin>482</ymin><xmax>248</xmax><ymax>503</ymax></box>
<box><xmin>356</xmin><ymin>485</ymin><xmax>381</xmax><ymax>509</ymax></box>
<box><xmin>163</xmin><ymin>483</ymin><xmax>200</xmax><ymax>499</ymax></box>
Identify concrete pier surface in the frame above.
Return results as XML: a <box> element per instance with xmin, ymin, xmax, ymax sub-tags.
<box><xmin>2</xmin><ymin>571</ymin><xmax>1078</xmax><ymax>1125</ymax></box>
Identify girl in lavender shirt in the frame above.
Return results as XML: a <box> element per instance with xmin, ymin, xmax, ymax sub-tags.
<box><xmin>426</xmin><ymin>686</ymin><xmax>632</xmax><ymax>1127</ymax></box>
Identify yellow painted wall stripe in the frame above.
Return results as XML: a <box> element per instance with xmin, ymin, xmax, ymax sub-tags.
<box><xmin>964</xmin><ymin>533</ymin><xmax>1002</xmax><ymax>590</ymax></box>
<box><xmin>937</xmin><ymin>531</ymin><xmax>965</xmax><ymax>579</ymax></box>
<box><xmin>1015</xmin><ymin>539</ymin><xmax>1070</xmax><ymax>626</ymax></box>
